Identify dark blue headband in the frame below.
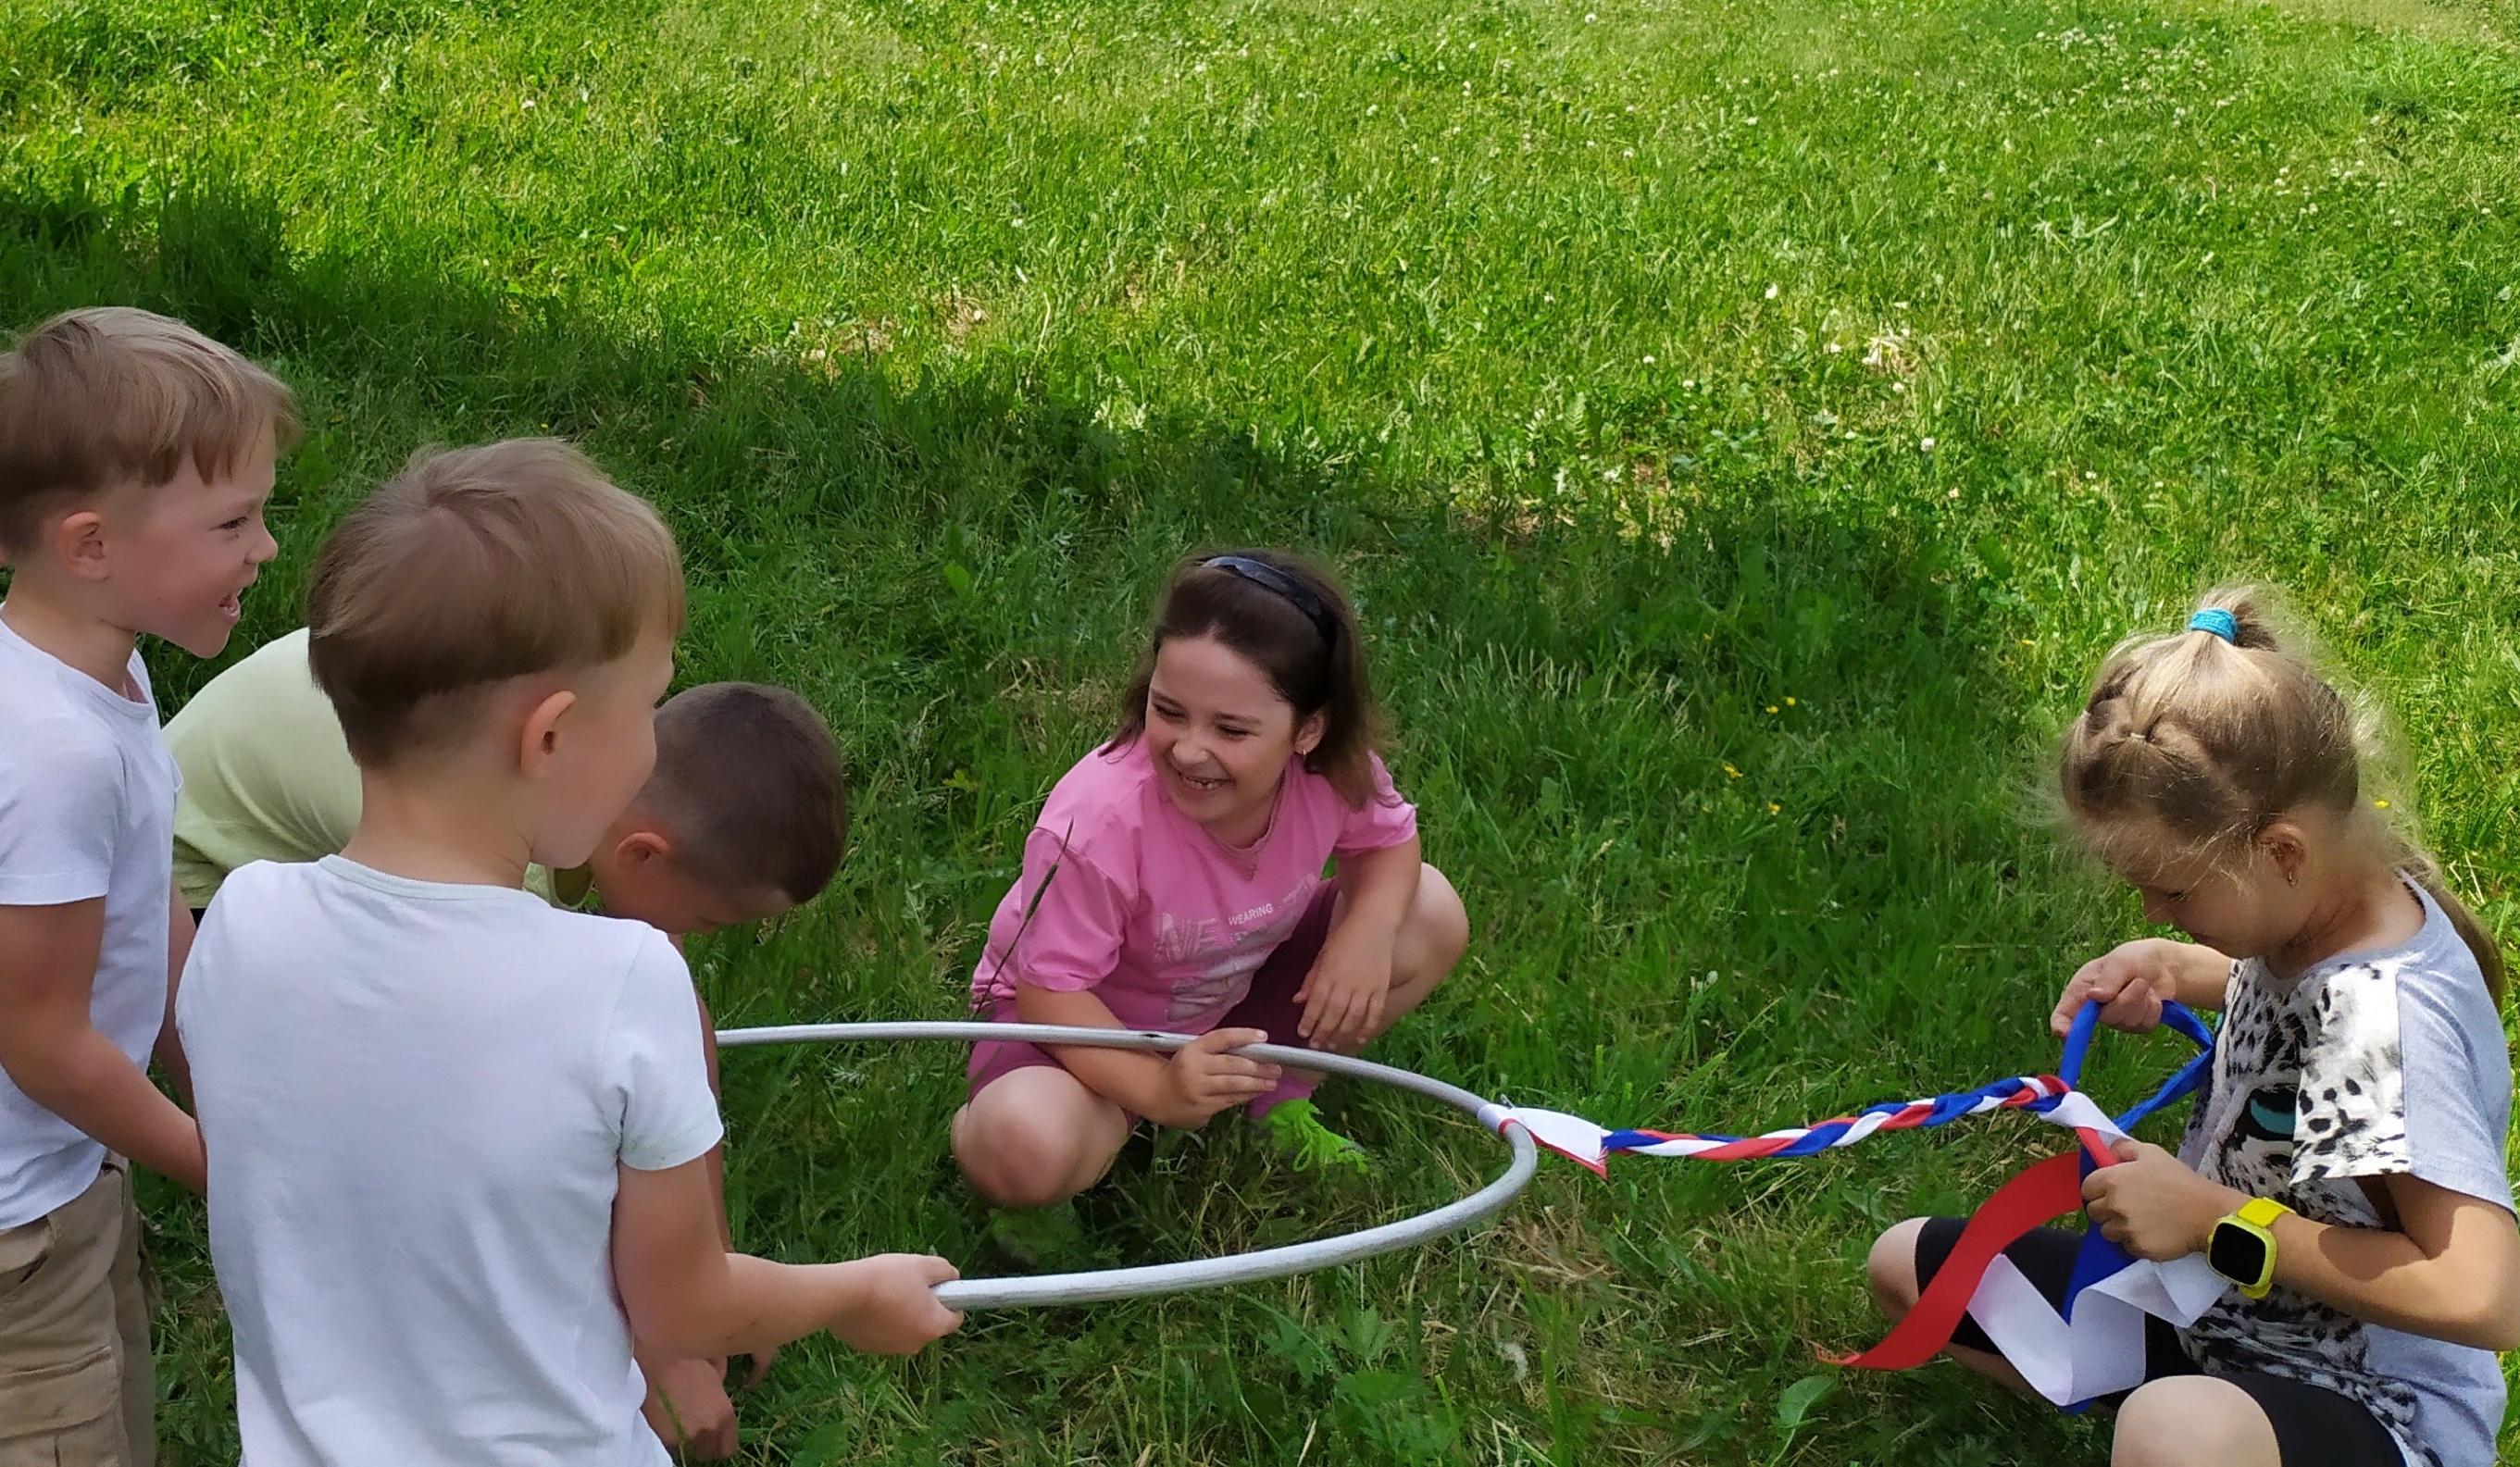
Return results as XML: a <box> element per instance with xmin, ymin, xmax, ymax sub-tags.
<box><xmin>1203</xmin><ymin>555</ymin><xmax>1337</xmax><ymax>644</ymax></box>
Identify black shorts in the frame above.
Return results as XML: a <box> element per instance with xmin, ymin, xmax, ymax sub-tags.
<box><xmin>1915</xmin><ymin>1219</ymin><xmax>2403</xmax><ymax>1467</ymax></box>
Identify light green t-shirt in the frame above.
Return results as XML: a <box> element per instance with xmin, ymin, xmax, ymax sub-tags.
<box><xmin>168</xmin><ymin>628</ymin><xmax>579</xmax><ymax>910</ymax></box>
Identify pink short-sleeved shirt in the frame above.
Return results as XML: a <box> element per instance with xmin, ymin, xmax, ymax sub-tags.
<box><xmin>967</xmin><ymin>739</ymin><xmax>1418</xmax><ymax>1032</ymax></box>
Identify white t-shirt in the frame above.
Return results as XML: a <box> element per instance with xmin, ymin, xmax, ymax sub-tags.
<box><xmin>0</xmin><ymin>610</ymin><xmax>180</xmax><ymax>1230</ymax></box>
<box><xmin>2177</xmin><ymin>882</ymin><xmax>2513</xmax><ymax>1467</ymax></box>
<box><xmin>179</xmin><ymin>856</ymin><xmax>724</xmax><ymax>1466</ymax></box>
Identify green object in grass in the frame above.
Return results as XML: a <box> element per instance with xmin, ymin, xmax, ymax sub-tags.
<box><xmin>1264</xmin><ymin>1099</ymin><xmax>1371</xmax><ymax>1175</ymax></box>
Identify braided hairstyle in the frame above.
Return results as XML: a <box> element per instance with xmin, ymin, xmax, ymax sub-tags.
<box><xmin>2058</xmin><ymin>585</ymin><xmax>2502</xmax><ymax>1001</ymax></box>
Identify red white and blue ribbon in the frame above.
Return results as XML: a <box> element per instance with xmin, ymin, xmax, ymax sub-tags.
<box><xmin>1478</xmin><ymin>1001</ymin><xmax>2229</xmax><ymax>1409</ymax></box>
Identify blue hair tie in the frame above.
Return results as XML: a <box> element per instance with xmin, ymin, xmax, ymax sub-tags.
<box><xmin>2188</xmin><ymin>608</ymin><xmax>2239</xmax><ymax>644</ymax></box>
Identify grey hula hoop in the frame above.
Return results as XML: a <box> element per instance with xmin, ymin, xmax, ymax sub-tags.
<box><xmin>716</xmin><ymin>1022</ymin><xmax>1540</xmax><ymax>1311</ymax></box>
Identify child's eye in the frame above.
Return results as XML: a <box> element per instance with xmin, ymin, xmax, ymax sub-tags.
<box><xmin>219</xmin><ymin>516</ymin><xmax>253</xmax><ymax>531</ymax></box>
<box><xmin>1217</xmin><ymin>727</ymin><xmax>1252</xmax><ymax>740</ymax></box>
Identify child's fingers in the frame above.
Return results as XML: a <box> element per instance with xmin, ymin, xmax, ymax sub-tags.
<box><xmin>741</xmin><ymin>1347</ymin><xmax>778</xmax><ymax>1389</ymax></box>
<box><xmin>1296</xmin><ymin>988</ymin><xmax>1334</xmax><ymax>1040</ymax></box>
<box><xmin>2101</xmin><ymin>991</ymin><xmax>2160</xmax><ymax>1031</ymax></box>
<box><xmin>1194</xmin><ymin>1072</ymin><xmax>1278</xmax><ymax>1110</ymax></box>
<box><xmin>2049</xmin><ymin>976</ymin><xmax>2095</xmax><ymax>1036</ymax></box>
<box><xmin>1191</xmin><ymin>1026</ymin><xmax>1269</xmax><ymax>1054</ymax></box>
<box><xmin>1208</xmin><ymin>1055</ymin><xmax>1279</xmax><ymax>1086</ymax></box>
<box><xmin>1313</xmin><ymin>987</ymin><xmax>1361</xmax><ymax>1048</ymax></box>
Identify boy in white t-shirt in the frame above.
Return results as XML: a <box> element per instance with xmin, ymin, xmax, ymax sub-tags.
<box><xmin>176</xmin><ymin>439</ymin><xmax>961</xmax><ymax>1464</ymax></box>
<box><xmin>0</xmin><ymin>306</ymin><xmax>297</xmax><ymax>1463</ymax></box>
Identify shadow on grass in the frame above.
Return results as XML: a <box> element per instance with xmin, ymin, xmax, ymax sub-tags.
<box><xmin>3</xmin><ymin>167</ymin><xmax>2095</xmax><ymax>1465</ymax></box>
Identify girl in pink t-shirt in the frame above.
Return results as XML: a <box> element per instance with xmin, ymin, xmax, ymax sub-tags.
<box><xmin>951</xmin><ymin>550</ymin><xmax>1470</xmax><ymax>1209</ymax></box>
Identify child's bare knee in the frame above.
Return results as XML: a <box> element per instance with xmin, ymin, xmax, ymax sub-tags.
<box><xmin>1866</xmin><ymin>1218</ymin><xmax>1928</xmax><ymax>1313</ymax></box>
<box><xmin>2112</xmin><ymin>1378</ymin><xmax>2277</xmax><ymax>1467</ymax></box>
<box><xmin>954</xmin><ymin>1110</ymin><xmax>1073</xmax><ymax>1207</ymax></box>
<box><xmin>1402</xmin><ymin>864</ymin><xmax>1470</xmax><ymax>980</ymax></box>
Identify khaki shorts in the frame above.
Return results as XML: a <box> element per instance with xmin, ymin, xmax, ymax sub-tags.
<box><xmin>0</xmin><ymin>1158</ymin><xmax>155</xmax><ymax>1467</ymax></box>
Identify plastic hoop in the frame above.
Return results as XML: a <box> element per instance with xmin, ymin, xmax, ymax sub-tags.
<box><xmin>716</xmin><ymin>1021</ymin><xmax>1540</xmax><ymax>1311</ymax></box>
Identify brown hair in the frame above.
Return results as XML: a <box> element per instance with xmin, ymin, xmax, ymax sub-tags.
<box><xmin>0</xmin><ymin>306</ymin><xmax>301</xmax><ymax>558</ymax></box>
<box><xmin>1109</xmin><ymin>549</ymin><xmax>1387</xmax><ymax>808</ymax></box>
<box><xmin>305</xmin><ymin>439</ymin><xmax>686</xmax><ymax>767</ymax></box>
<box><xmin>2059</xmin><ymin>585</ymin><xmax>2503</xmax><ymax>1001</ymax></box>
<box><xmin>638</xmin><ymin>682</ymin><xmax>849</xmax><ymax>904</ymax></box>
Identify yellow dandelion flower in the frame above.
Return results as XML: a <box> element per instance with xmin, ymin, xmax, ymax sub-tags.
<box><xmin>1765</xmin><ymin>704</ymin><xmax>1779</xmax><ymax>715</ymax></box>
<box><xmin>1724</xmin><ymin>763</ymin><xmax>1742</xmax><ymax>779</ymax></box>
<box><xmin>2375</xmin><ymin>799</ymin><xmax>2391</xmax><ymax>810</ymax></box>
<box><xmin>1765</xmin><ymin>801</ymin><xmax>1781</xmax><ymax>814</ymax></box>
<box><xmin>1784</xmin><ymin>696</ymin><xmax>1798</xmax><ymax>706</ymax></box>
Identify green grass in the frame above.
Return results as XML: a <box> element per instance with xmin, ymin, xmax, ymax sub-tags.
<box><xmin>5</xmin><ymin>0</ymin><xmax>2519</xmax><ymax>1459</ymax></box>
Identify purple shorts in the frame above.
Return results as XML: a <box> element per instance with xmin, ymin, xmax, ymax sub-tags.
<box><xmin>967</xmin><ymin>885</ymin><xmax>1337</xmax><ymax>1113</ymax></box>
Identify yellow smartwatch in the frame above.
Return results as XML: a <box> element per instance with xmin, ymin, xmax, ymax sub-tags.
<box><xmin>2207</xmin><ymin>1198</ymin><xmax>2293</xmax><ymax>1300</ymax></box>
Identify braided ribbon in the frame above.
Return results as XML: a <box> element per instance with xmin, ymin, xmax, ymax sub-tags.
<box><xmin>1478</xmin><ymin>1001</ymin><xmax>2229</xmax><ymax>1409</ymax></box>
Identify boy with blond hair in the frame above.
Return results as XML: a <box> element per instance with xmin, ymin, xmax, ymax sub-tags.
<box><xmin>166</xmin><ymin>640</ymin><xmax>849</xmax><ymax>1456</ymax></box>
<box><xmin>0</xmin><ymin>306</ymin><xmax>296</xmax><ymax>1463</ymax></box>
<box><xmin>175</xmin><ymin>440</ymin><xmax>958</xmax><ymax>1463</ymax></box>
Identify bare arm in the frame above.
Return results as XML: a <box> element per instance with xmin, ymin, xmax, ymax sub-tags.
<box><xmin>1299</xmin><ymin>838</ymin><xmax>1423</xmax><ymax>1050</ymax></box>
<box><xmin>1010</xmin><ymin>985</ymin><xmax>1279</xmax><ymax>1129</ymax></box>
<box><xmin>157</xmin><ymin>883</ymin><xmax>195</xmax><ymax>1107</ymax></box>
<box><xmin>2266</xmin><ymin>1175</ymin><xmax>2520</xmax><ymax>1351</ymax></box>
<box><xmin>1328</xmin><ymin>838</ymin><xmax>1420</xmax><ymax>950</ymax></box>
<box><xmin>612</xmin><ymin>1156</ymin><xmax>960</xmax><ymax>1361</ymax></box>
<box><xmin>0</xmin><ymin>900</ymin><xmax>206</xmax><ymax>1191</ymax></box>
<box><xmin>2159</xmin><ymin>940</ymin><xmax>2235</xmax><ymax>1011</ymax></box>
<box><xmin>687</xmin><ymin>985</ymin><xmax>732</xmax><ymax>1251</ymax></box>
<box><xmin>1012</xmin><ymin>984</ymin><xmax>1171</xmax><ymax>1116</ymax></box>
<box><xmin>2089</xmin><ymin>1147</ymin><xmax>2520</xmax><ymax>1351</ymax></box>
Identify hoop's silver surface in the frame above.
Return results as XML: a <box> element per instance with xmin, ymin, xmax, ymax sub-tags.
<box><xmin>717</xmin><ymin>1021</ymin><xmax>1540</xmax><ymax>1310</ymax></box>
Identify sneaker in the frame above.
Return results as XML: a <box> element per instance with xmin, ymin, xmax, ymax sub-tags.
<box><xmin>1262</xmin><ymin>1098</ymin><xmax>1370</xmax><ymax>1175</ymax></box>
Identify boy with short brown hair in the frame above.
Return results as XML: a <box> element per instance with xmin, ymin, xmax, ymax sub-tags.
<box><xmin>0</xmin><ymin>305</ymin><xmax>298</xmax><ymax>1463</ymax></box>
<box><xmin>167</xmin><ymin>636</ymin><xmax>850</xmax><ymax>1454</ymax></box>
<box><xmin>175</xmin><ymin>440</ymin><xmax>956</xmax><ymax>1464</ymax></box>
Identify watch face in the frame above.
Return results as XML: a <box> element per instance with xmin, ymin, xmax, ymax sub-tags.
<box><xmin>2209</xmin><ymin>1223</ymin><xmax>2270</xmax><ymax>1286</ymax></box>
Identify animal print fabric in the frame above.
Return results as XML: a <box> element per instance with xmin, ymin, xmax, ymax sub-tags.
<box><xmin>2174</xmin><ymin>883</ymin><xmax>2513</xmax><ymax>1466</ymax></box>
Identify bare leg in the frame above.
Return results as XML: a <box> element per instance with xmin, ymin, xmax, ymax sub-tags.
<box><xmin>2110</xmin><ymin>1377</ymin><xmax>2282</xmax><ymax>1467</ymax></box>
<box><xmin>952</xmin><ymin>1065</ymin><xmax>1133</xmax><ymax>1208</ymax></box>
<box><xmin>1865</xmin><ymin>1218</ymin><xmax>2038</xmax><ymax>1396</ymax></box>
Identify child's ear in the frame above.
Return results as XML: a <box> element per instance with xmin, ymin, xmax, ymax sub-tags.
<box><xmin>517</xmin><ymin>689</ymin><xmax>578</xmax><ymax>777</ymax></box>
<box><xmin>616</xmin><ymin>829</ymin><xmax>671</xmax><ymax>867</ymax></box>
<box><xmin>1293</xmin><ymin>711</ymin><xmax>1328</xmax><ymax>759</ymax></box>
<box><xmin>2257</xmin><ymin>820</ymin><xmax>2309</xmax><ymax>886</ymax></box>
<box><xmin>54</xmin><ymin>508</ymin><xmax>111</xmax><ymax>582</ymax></box>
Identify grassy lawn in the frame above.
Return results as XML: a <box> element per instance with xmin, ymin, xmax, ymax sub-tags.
<box><xmin>6</xmin><ymin>0</ymin><xmax>2518</xmax><ymax>1459</ymax></box>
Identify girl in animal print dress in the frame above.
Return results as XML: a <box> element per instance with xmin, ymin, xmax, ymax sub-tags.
<box><xmin>1869</xmin><ymin>588</ymin><xmax>2517</xmax><ymax>1467</ymax></box>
